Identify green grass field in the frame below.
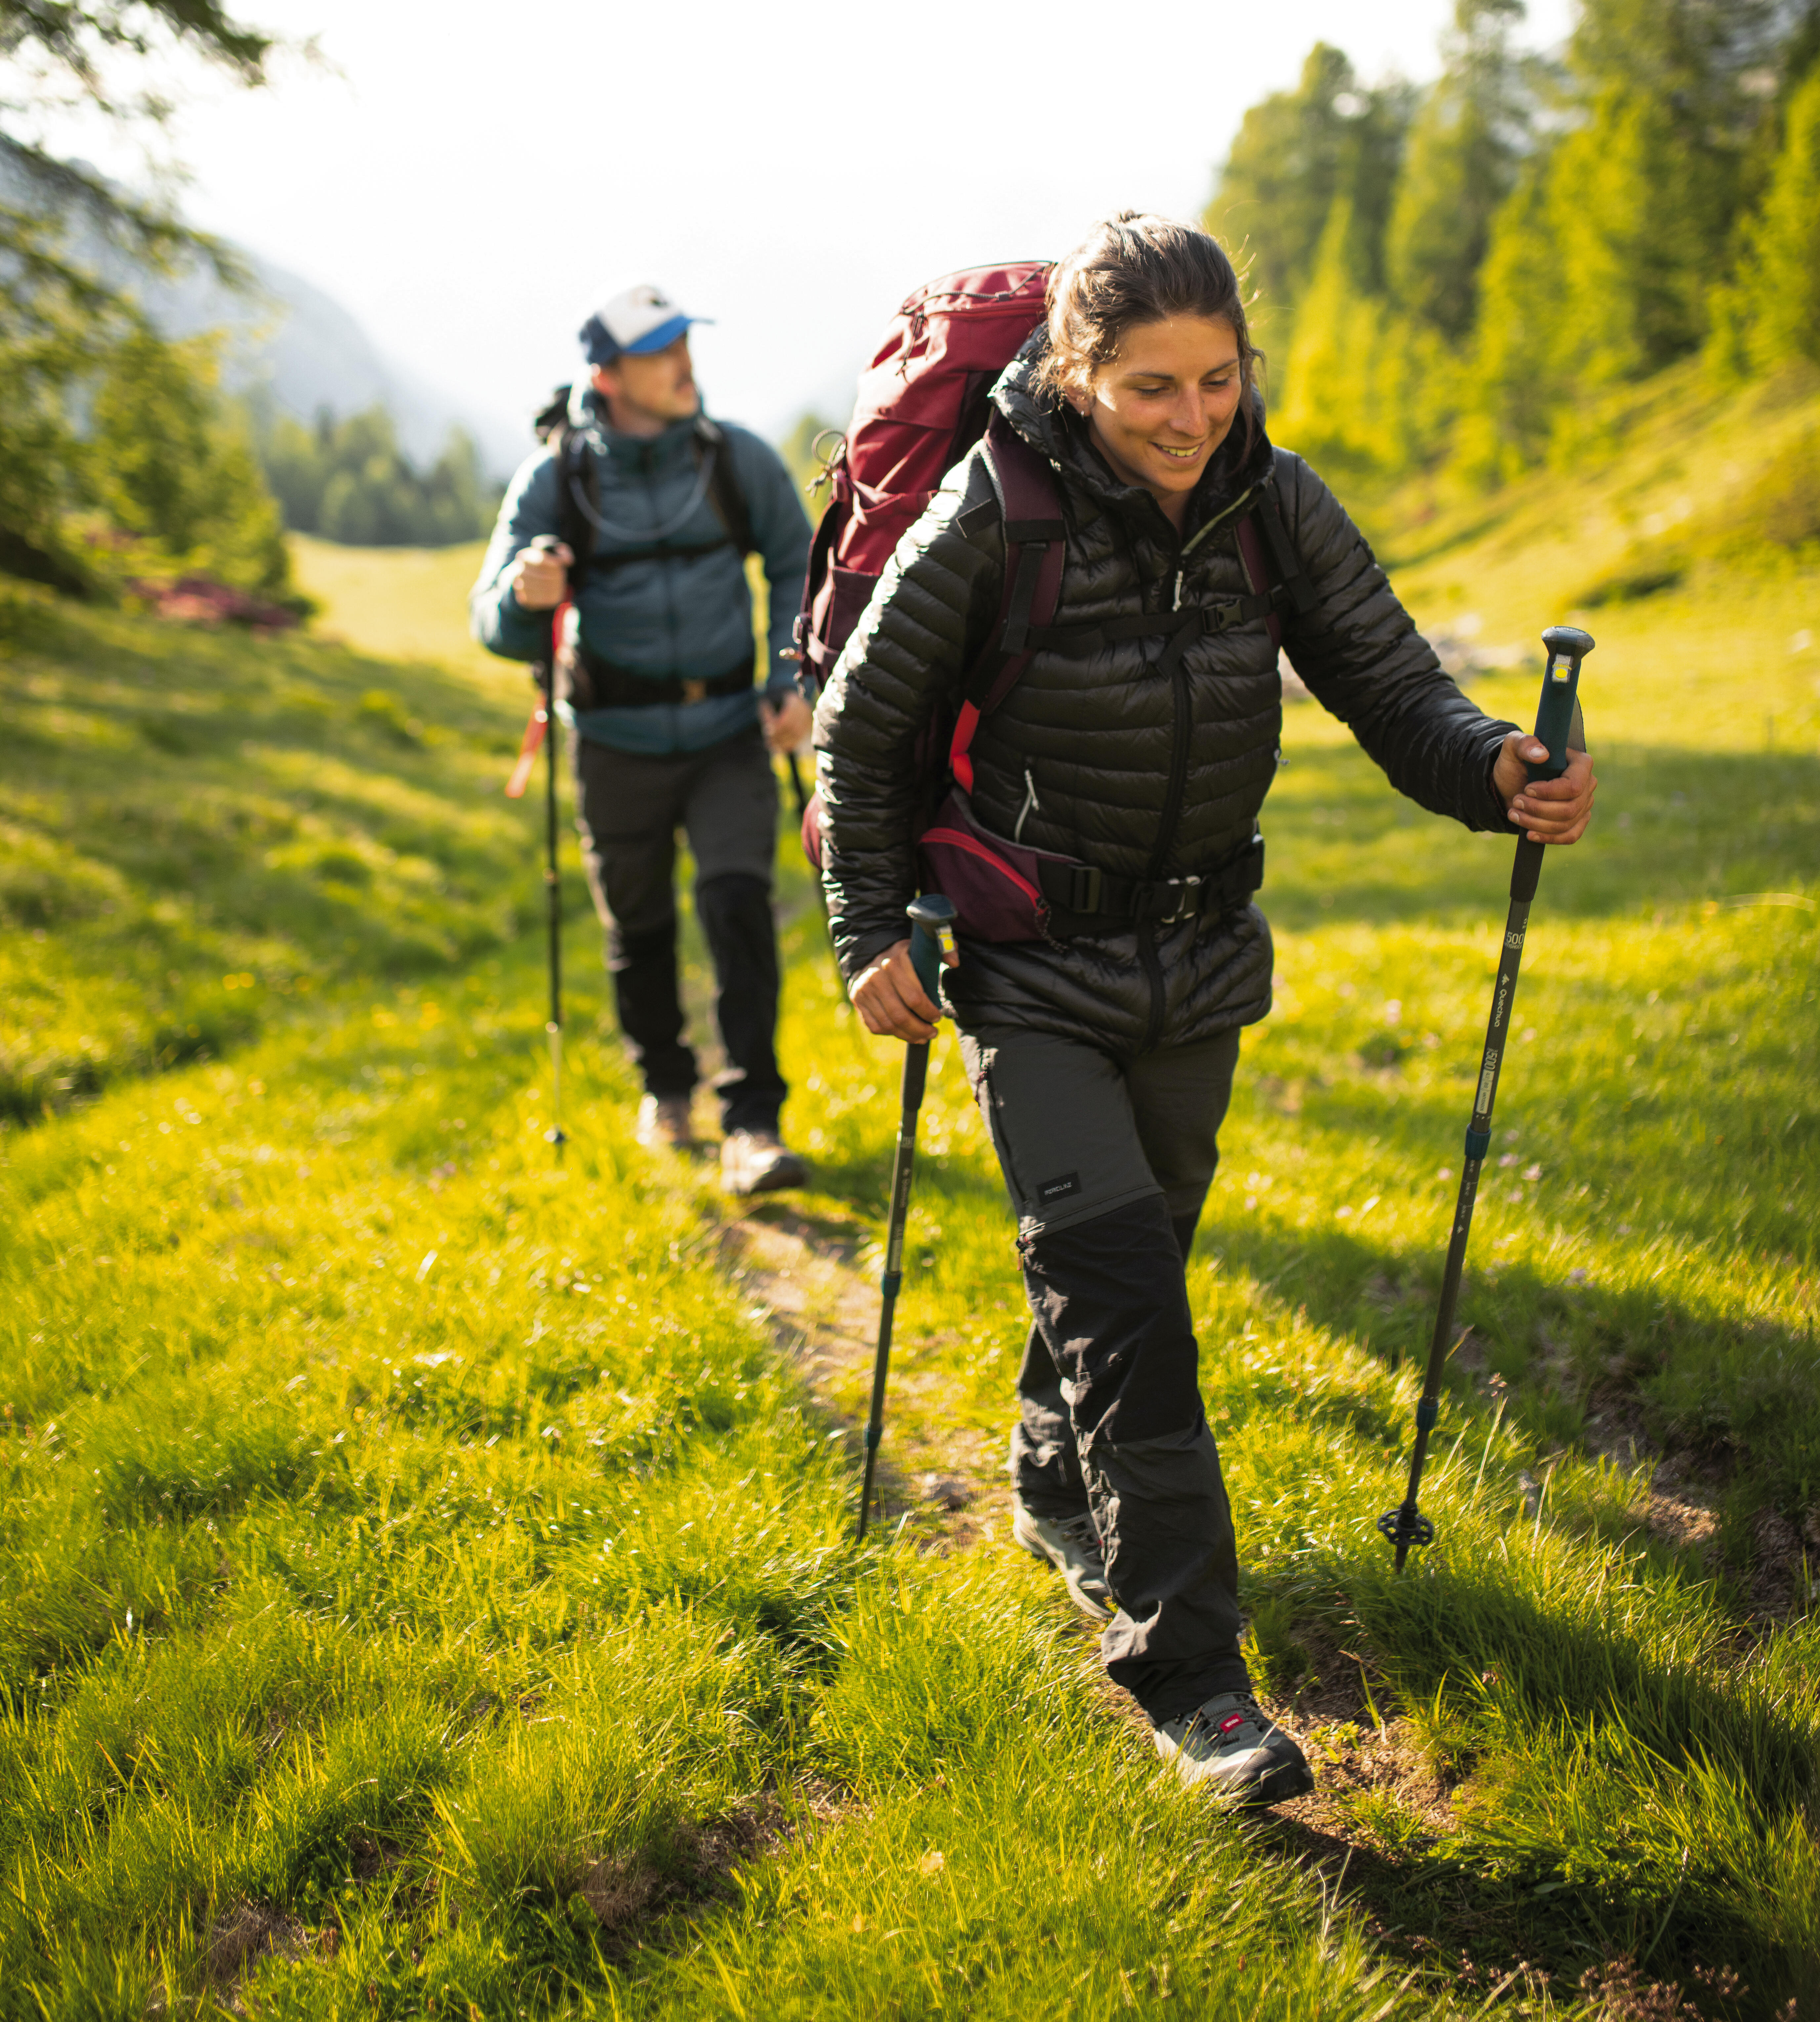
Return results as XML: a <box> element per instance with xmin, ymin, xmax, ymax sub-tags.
<box><xmin>2</xmin><ymin>372</ymin><xmax>1816</xmax><ymax>2020</ymax></box>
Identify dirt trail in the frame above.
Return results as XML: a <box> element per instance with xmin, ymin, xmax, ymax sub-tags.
<box><xmin>716</xmin><ymin>1198</ymin><xmax>1006</xmax><ymax>1548</ymax></box>
<box><xmin>707</xmin><ymin>1186</ymin><xmax>1577</xmax><ymax>1998</ymax></box>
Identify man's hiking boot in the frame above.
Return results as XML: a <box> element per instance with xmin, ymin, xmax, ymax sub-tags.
<box><xmin>1153</xmin><ymin>1692</ymin><xmax>1314</xmax><ymax>1808</ymax></box>
<box><xmin>636</xmin><ymin>1094</ymin><xmax>696</xmax><ymax>1151</ymax></box>
<box><xmin>1011</xmin><ymin>1501</ymin><xmax>1114</xmax><ymax>1620</ymax></box>
<box><xmin>722</xmin><ymin>1129</ymin><xmax>807</xmax><ymax>1195</ymax></box>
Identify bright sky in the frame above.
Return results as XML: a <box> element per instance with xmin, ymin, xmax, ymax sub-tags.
<box><xmin>49</xmin><ymin>0</ymin><xmax>1574</xmax><ymax>460</ymax></box>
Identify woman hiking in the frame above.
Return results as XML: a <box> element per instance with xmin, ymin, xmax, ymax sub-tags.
<box><xmin>812</xmin><ymin>213</ymin><xmax>1596</xmax><ymax>1806</ymax></box>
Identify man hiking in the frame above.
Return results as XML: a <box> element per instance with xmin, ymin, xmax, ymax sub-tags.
<box><xmin>471</xmin><ymin>284</ymin><xmax>814</xmax><ymax>1193</ymax></box>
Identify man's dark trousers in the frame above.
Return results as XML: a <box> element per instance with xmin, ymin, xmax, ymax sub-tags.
<box><xmin>571</xmin><ymin>723</ymin><xmax>785</xmax><ymax>1133</ymax></box>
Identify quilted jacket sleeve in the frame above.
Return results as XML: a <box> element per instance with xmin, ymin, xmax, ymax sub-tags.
<box><xmin>813</xmin><ymin>455</ymin><xmax>1006</xmax><ymax>981</ymax></box>
<box><xmin>1275</xmin><ymin>452</ymin><xmax>1518</xmax><ymax>833</ymax></box>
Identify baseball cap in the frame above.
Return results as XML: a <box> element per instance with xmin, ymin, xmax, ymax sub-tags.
<box><xmin>578</xmin><ymin>284</ymin><xmax>711</xmax><ymax>366</ymax></box>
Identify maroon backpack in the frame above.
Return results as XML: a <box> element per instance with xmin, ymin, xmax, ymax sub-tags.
<box><xmin>795</xmin><ymin>262</ymin><xmax>1311</xmax><ymax>943</ymax></box>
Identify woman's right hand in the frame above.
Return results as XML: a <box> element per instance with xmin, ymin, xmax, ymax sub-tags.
<box><xmin>849</xmin><ymin>938</ymin><xmax>954</xmax><ymax>1042</ymax></box>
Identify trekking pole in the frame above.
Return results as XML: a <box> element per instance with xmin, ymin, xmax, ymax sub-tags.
<box><xmin>1380</xmin><ymin>624</ymin><xmax>1594</xmax><ymax>1570</ymax></box>
<box><xmin>503</xmin><ymin>539</ymin><xmax>569</xmax><ymax>1164</ymax></box>
<box><xmin>540</xmin><ymin>632</ymin><xmax>567</xmax><ymax>1163</ymax></box>
<box><xmin>856</xmin><ymin>894</ymin><xmax>958</xmax><ymax>1542</ymax></box>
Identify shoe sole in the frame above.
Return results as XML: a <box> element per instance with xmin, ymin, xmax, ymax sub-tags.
<box><xmin>1011</xmin><ymin>1508</ymin><xmax>1115</xmax><ymax>1621</ymax></box>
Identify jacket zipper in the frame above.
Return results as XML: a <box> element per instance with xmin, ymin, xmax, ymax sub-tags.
<box><xmin>641</xmin><ymin>449</ymin><xmax>680</xmax><ymax>676</ymax></box>
<box><xmin>1137</xmin><ymin>536</ymin><xmax>1205</xmax><ymax>1050</ymax></box>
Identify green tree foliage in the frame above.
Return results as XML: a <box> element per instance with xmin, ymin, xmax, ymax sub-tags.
<box><xmin>0</xmin><ymin>214</ymin><xmax>117</xmax><ymax>589</ymax></box>
<box><xmin>0</xmin><ymin>0</ymin><xmax>278</xmax><ymax>589</ymax></box>
<box><xmin>1219</xmin><ymin>0</ymin><xmax>1818</xmax><ymax>489</ymax></box>
<box><xmin>258</xmin><ymin>407</ymin><xmax>500</xmax><ymax>547</ymax></box>
<box><xmin>1206</xmin><ymin>42</ymin><xmax>1413</xmax><ymax>349</ymax></box>
<box><xmin>1385</xmin><ymin>0</ymin><xmax>1536</xmax><ymax>345</ymax></box>
<box><xmin>89</xmin><ymin>326</ymin><xmax>289</xmax><ymax>591</ymax></box>
<box><xmin>1715</xmin><ymin>61</ymin><xmax>1820</xmax><ymax>372</ymax></box>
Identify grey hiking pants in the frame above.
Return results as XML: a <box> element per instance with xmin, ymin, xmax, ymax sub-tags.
<box><xmin>958</xmin><ymin>1022</ymin><xmax>1248</xmax><ymax>1724</ymax></box>
<box><xmin>571</xmin><ymin>725</ymin><xmax>786</xmax><ymax>1133</ymax></box>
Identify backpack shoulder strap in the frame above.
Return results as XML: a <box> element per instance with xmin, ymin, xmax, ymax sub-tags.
<box><xmin>1234</xmin><ymin>452</ymin><xmax>1317</xmax><ymax>647</ymax></box>
<box><xmin>554</xmin><ymin>419</ymin><xmax>596</xmax><ymax>585</ymax></box>
<box><xmin>695</xmin><ymin>416</ymin><xmax>758</xmax><ymax>557</ymax></box>
<box><xmin>948</xmin><ymin>410</ymin><xmax>1067</xmax><ymax>794</ymax></box>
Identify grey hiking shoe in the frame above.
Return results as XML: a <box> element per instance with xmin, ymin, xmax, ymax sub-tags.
<box><xmin>721</xmin><ymin>1129</ymin><xmax>807</xmax><ymax>1195</ymax></box>
<box><xmin>1012</xmin><ymin>1501</ymin><xmax>1114</xmax><ymax>1620</ymax></box>
<box><xmin>636</xmin><ymin>1094</ymin><xmax>696</xmax><ymax>1151</ymax></box>
<box><xmin>1153</xmin><ymin>1692</ymin><xmax>1314</xmax><ymax>1808</ymax></box>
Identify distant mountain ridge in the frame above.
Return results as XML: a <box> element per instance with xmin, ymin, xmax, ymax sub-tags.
<box><xmin>5</xmin><ymin>159</ymin><xmax>523</xmax><ymax>477</ymax></box>
<box><xmin>134</xmin><ymin>247</ymin><xmax>525</xmax><ymax>478</ymax></box>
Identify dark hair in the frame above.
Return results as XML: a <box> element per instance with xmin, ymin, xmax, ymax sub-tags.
<box><xmin>1036</xmin><ymin>211</ymin><xmax>1260</xmax><ymax>444</ymax></box>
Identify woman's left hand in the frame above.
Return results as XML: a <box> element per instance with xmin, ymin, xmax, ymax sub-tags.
<box><xmin>1493</xmin><ymin>734</ymin><xmax>1598</xmax><ymax>844</ymax></box>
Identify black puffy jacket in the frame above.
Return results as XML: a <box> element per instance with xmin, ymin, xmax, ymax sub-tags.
<box><xmin>813</xmin><ymin>347</ymin><xmax>1519</xmax><ymax>1054</ymax></box>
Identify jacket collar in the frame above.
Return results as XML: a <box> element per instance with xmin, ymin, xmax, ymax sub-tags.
<box><xmin>994</xmin><ymin>337</ymin><xmax>1275</xmax><ymax>542</ymax></box>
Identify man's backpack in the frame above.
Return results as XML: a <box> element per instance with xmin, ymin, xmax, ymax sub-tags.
<box><xmin>794</xmin><ymin>263</ymin><xmax>1316</xmax><ymax>943</ymax></box>
<box><xmin>533</xmin><ymin>385</ymin><xmax>756</xmax><ymax>584</ymax></box>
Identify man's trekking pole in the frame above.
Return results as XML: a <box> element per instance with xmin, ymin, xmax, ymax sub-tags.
<box><xmin>503</xmin><ymin>538</ymin><xmax>569</xmax><ymax>1163</ymax></box>
<box><xmin>1381</xmin><ymin>625</ymin><xmax>1594</xmax><ymax>1570</ymax></box>
<box><xmin>856</xmin><ymin>894</ymin><xmax>958</xmax><ymax>1542</ymax></box>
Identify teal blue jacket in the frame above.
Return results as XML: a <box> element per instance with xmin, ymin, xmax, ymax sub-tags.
<box><xmin>469</xmin><ymin>386</ymin><xmax>811</xmax><ymax>755</ymax></box>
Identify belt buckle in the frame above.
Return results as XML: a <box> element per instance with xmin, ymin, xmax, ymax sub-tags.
<box><xmin>1159</xmin><ymin>874</ymin><xmax>1202</xmax><ymax>923</ymax></box>
<box><xmin>681</xmin><ymin>678</ymin><xmax>707</xmax><ymax>706</ymax></box>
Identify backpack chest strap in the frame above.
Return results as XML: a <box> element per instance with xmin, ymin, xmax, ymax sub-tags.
<box><xmin>1021</xmin><ymin>595</ymin><xmax>1272</xmax><ymax>659</ymax></box>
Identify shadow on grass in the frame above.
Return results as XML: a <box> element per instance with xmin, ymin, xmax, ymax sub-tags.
<box><xmin>1264</xmin><ymin>740</ymin><xmax>1820</xmax><ymax>930</ymax></box>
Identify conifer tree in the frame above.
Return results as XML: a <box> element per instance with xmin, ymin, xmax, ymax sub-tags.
<box><xmin>1729</xmin><ymin>62</ymin><xmax>1820</xmax><ymax>371</ymax></box>
<box><xmin>0</xmin><ymin>0</ymin><xmax>277</xmax><ymax>588</ymax></box>
<box><xmin>1386</xmin><ymin>0</ymin><xmax>1536</xmax><ymax>345</ymax></box>
<box><xmin>1275</xmin><ymin>197</ymin><xmax>1401</xmax><ymax>470</ymax></box>
<box><xmin>89</xmin><ymin>328</ymin><xmax>288</xmax><ymax>590</ymax></box>
<box><xmin>1206</xmin><ymin>43</ymin><xmax>1411</xmax><ymax>351</ymax></box>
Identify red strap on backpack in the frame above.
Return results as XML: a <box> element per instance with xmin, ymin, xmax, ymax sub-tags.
<box><xmin>505</xmin><ymin>601</ymin><xmax>570</xmax><ymax>798</ymax></box>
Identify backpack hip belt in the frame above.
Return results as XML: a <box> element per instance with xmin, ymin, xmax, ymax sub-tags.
<box><xmin>1037</xmin><ymin>835</ymin><xmax>1265</xmax><ymax>929</ymax></box>
<box><xmin>561</xmin><ymin>640</ymin><xmax>754</xmax><ymax>711</ymax></box>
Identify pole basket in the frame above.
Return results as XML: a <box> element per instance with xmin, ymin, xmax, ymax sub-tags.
<box><xmin>1378</xmin><ymin>1504</ymin><xmax>1435</xmax><ymax>1553</ymax></box>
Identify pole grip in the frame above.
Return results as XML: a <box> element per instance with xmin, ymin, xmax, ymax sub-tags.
<box><xmin>1528</xmin><ymin>625</ymin><xmax>1595</xmax><ymax>782</ymax></box>
<box><xmin>905</xmin><ymin>895</ymin><xmax>958</xmax><ymax>1007</ymax></box>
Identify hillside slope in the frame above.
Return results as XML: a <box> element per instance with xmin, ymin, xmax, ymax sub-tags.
<box><xmin>1</xmin><ymin>366</ymin><xmax>1816</xmax><ymax>2017</ymax></box>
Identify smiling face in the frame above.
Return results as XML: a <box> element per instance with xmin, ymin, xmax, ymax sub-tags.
<box><xmin>1070</xmin><ymin>315</ymin><xmax>1245</xmax><ymax>521</ymax></box>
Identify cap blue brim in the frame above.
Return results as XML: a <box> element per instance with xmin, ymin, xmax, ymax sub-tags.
<box><xmin>620</xmin><ymin>313</ymin><xmax>697</xmax><ymax>356</ymax></box>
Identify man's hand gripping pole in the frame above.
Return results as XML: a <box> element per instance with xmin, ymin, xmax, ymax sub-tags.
<box><xmin>1380</xmin><ymin>626</ymin><xmax>1594</xmax><ymax>1570</ymax></box>
<box><xmin>856</xmin><ymin>895</ymin><xmax>958</xmax><ymax>1542</ymax></box>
